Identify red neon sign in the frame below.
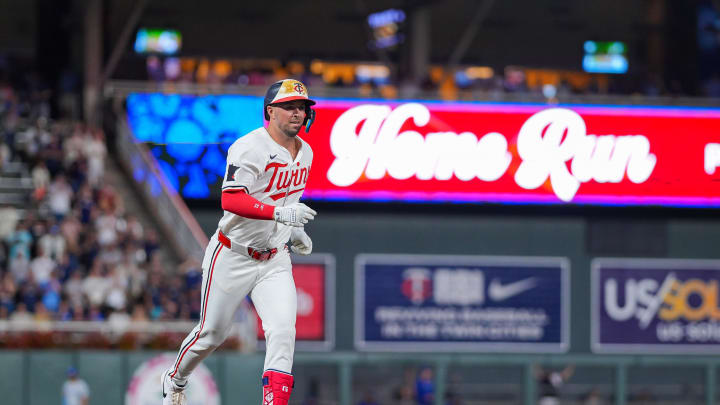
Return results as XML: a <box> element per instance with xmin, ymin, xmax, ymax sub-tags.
<box><xmin>302</xmin><ymin>101</ymin><xmax>720</xmax><ymax>206</ymax></box>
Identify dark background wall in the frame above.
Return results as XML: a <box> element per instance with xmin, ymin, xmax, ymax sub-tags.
<box><xmin>105</xmin><ymin>0</ymin><xmax>680</xmax><ymax>74</ymax></box>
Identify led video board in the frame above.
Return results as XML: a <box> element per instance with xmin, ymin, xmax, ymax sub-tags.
<box><xmin>126</xmin><ymin>93</ymin><xmax>720</xmax><ymax>207</ymax></box>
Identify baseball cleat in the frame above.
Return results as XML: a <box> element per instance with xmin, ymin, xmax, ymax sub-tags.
<box><xmin>162</xmin><ymin>371</ymin><xmax>187</xmax><ymax>405</ymax></box>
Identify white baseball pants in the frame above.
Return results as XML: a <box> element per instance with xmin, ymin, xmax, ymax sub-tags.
<box><xmin>169</xmin><ymin>233</ymin><xmax>297</xmax><ymax>384</ymax></box>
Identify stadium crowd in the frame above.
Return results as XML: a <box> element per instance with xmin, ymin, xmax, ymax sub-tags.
<box><xmin>0</xmin><ymin>75</ymin><xmax>205</xmax><ymax>345</ymax></box>
<box><xmin>140</xmin><ymin>55</ymin><xmax>720</xmax><ymax>100</ymax></box>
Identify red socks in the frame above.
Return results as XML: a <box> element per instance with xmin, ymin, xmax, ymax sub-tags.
<box><xmin>262</xmin><ymin>370</ymin><xmax>294</xmax><ymax>405</ymax></box>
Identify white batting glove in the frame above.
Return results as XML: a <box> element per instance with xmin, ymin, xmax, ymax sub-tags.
<box><xmin>273</xmin><ymin>203</ymin><xmax>317</xmax><ymax>227</ymax></box>
<box><xmin>289</xmin><ymin>227</ymin><xmax>313</xmax><ymax>255</ymax></box>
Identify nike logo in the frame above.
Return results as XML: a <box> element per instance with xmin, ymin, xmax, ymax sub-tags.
<box><xmin>269</xmin><ymin>154</ymin><xmax>278</xmax><ymax>160</ymax></box>
<box><xmin>488</xmin><ymin>277</ymin><xmax>537</xmax><ymax>301</ymax></box>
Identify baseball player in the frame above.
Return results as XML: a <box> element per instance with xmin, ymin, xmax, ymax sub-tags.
<box><xmin>162</xmin><ymin>79</ymin><xmax>318</xmax><ymax>405</ymax></box>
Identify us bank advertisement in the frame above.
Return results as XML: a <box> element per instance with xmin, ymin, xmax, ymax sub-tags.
<box><xmin>355</xmin><ymin>254</ymin><xmax>569</xmax><ymax>352</ymax></box>
<box><xmin>592</xmin><ymin>258</ymin><xmax>720</xmax><ymax>354</ymax></box>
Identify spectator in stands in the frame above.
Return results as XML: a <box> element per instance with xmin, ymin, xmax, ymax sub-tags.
<box><xmin>41</xmin><ymin>129</ymin><xmax>64</xmax><ymax>176</ymax></box>
<box><xmin>83</xmin><ymin>129</ymin><xmax>106</xmax><ymax>187</ymax></box>
<box><xmin>31</xmin><ymin>161</ymin><xmax>50</xmax><ymax>200</ymax></box>
<box><xmin>83</xmin><ymin>260</ymin><xmax>110</xmax><ymax>308</ymax></box>
<box><xmin>0</xmin><ymin>76</ymin><xmax>211</xmax><ymax>347</ymax></box>
<box><xmin>41</xmin><ymin>273</ymin><xmax>62</xmax><ymax>313</ymax></box>
<box><xmin>60</xmin><ymin>214</ymin><xmax>82</xmax><ymax>255</ymax></box>
<box><xmin>70</xmin><ymin>303</ymin><xmax>86</xmax><ymax>321</ymax></box>
<box><xmin>88</xmin><ymin>304</ymin><xmax>104</xmax><ymax>321</ymax></box>
<box><xmin>0</xmin><ymin>140</ymin><xmax>10</xmax><ymax>169</ymax></box>
<box><xmin>107</xmin><ymin>307</ymin><xmax>131</xmax><ymax>335</ymax></box>
<box><xmin>62</xmin><ymin>123</ymin><xmax>85</xmax><ymax>168</ymax></box>
<box><xmin>105</xmin><ymin>267</ymin><xmax>128</xmax><ymax>311</ymax></box>
<box><xmin>125</xmin><ymin>214</ymin><xmax>144</xmax><ymax>242</ymax></box>
<box><xmin>30</xmin><ymin>245</ymin><xmax>55</xmax><ymax>285</ymax></box>
<box><xmin>0</xmin><ymin>272</ymin><xmax>16</xmax><ymax>312</ymax></box>
<box><xmin>48</xmin><ymin>173</ymin><xmax>73</xmax><ymax>220</ymax></box>
<box><xmin>8</xmin><ymin>249</ymin><xmax>30</xmax><ymax>284</ymax></box>
<box><xmin>33</xmin><ymin>302</ymin><xmax>53</xmax><ymax>329</ymax></box>
<box><xmin>95</xmin><ymin>209</ymin><xmax>119</xmax><ymax>247</ymax></box>
<box><xmin>38</xmin><ymin>223</ymin><xmax>65</xmax><ymax>261</ymax></box>
<box><xmin>56</xmin><ymin>299</ymin><xmax>73</xmax><ymax>321</ymax></box>
<box><xmin>6</xmin><ymin>220</ymin><xmax>33</xmax><ymax>263</ymax></box>
<box><xmin>9</xmin><ymin>302</ymin><xmax>32</xmax><ymax>323</ymax></box>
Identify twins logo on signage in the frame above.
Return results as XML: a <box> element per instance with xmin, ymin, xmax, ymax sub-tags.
<box><xmin>592</xmin><ymin>258</ymin><xmax>720</xmax><ymax>354</ymax></box>
<box><xmin>401</xmin><ymin>268</ymin><xmax>432</xmax><ymax>304</ymax></box>
<box><xmin>356</xmin><ymin>254</ymin><xmax>569</xmax><ymax>352</ymax></box>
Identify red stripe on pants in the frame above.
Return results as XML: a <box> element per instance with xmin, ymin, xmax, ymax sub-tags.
<box><xmin>171</xmin><ymin>244</ymin><xmax>223</xmax><ymax>379</ymax></box>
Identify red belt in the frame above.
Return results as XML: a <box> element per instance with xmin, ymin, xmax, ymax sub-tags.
<box><xmin>218</xmin><ymin>231</ymin><xmax>278</xmax><ymax>261</ymax></box>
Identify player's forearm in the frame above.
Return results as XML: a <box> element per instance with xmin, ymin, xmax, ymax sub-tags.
<box><xmin>221</xmin><ymin>190</ymin><xmax>275</xmax><ymax>220</ymax></box>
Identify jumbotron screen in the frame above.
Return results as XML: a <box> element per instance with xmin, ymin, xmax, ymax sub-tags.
<box><xmin>126</xmin><ymin>93</ymin><xmax>720</xmax><ymax>207</ymax></box>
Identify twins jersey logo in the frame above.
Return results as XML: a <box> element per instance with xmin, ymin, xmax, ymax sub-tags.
<box><xmin>264</xmin><ymin>162</ymin><xmax>310</xmax><ymax>201</ymax></box>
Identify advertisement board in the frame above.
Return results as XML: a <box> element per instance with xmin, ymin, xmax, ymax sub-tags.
<box><xmin>355</xmin><ymin>254</ymin><xmax>569</xmax><ymax>352</ymax></box>
<box><xmin>254</xmin><ymin>254</ymin><xmax>335</xmax><ymax>351</ymax></box>
<box><xmin>126</xmin><ymin>93</ymin><xmax>720</xmax><ymax>207</ymax></box>
<box><xmin>592</xmin><ymin>258</ymin><xmax>720</xmax><ymax>353</ymax></box>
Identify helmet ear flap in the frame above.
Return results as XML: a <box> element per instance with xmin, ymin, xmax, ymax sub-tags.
<box><xmin>303</xmin><ymin>107</ymin><xmax>316</xmax><ymax>132</ymax></box>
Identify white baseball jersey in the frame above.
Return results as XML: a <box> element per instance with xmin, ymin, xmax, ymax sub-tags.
<box><xmin>219</xmin><ymin>127</ymin><xmax>313</xmax><ymax>248</ymax></box>
<box><xmin>62</xmin><ymin>379</ymin><xmax>89</xmax><ymax>405</ymax></box>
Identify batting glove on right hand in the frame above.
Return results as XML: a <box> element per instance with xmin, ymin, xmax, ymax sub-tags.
<box><xmin>273</xmin><ymin>203</ymin><xmax>317</xmax><ymax>227</ymax></box>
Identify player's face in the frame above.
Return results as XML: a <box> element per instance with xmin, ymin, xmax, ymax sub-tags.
<box><xmin>269</xmin><ymin>100</ymin><xmax>307</xmax><ymax>137</ymax></box>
